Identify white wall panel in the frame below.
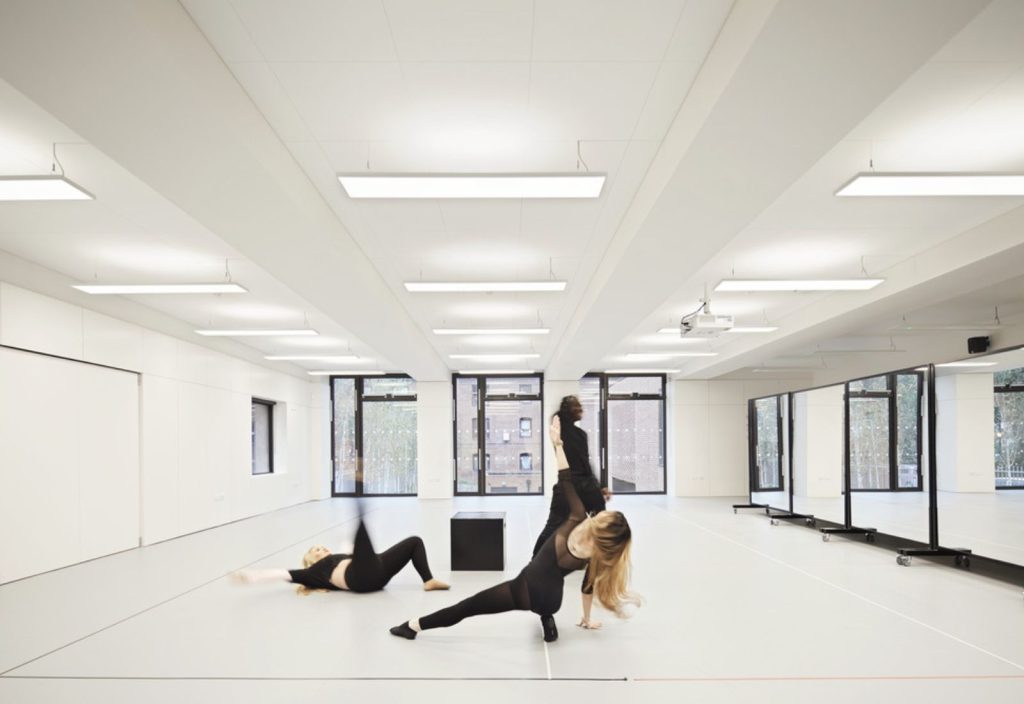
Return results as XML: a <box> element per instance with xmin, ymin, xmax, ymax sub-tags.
<box><xmin>0</xmin><ymin>283</ymin><xmax>82</xmax><ymax>360</ymax></box>
<box><xmin>140</xmin><ymin>374</ymin><xmax>180</xmax><ymax>543</ymax></box>
<box><xmin>416</xmin><ymin>381</ymin><xmax>453</xmax><ymax>499</ymax></box>
<box><xmin>82</xmin><ymin>310</ymin><xmax>143</xmax><ymax>371</ymax></box>
<box><xmin>77</xmin><ymin>364</ymin><xmax>140</xmax><ymax>560</ymax></box>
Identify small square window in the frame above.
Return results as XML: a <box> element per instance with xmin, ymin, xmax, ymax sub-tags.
<box><xmin>519</xmin><ymin>417</ymin><xmax>532</xmax><ymax>438</ymax></box>
<box><xmin>519</xmin><ymin>452</ymin><xmax>532</xmax><ymax>471</ymax></box>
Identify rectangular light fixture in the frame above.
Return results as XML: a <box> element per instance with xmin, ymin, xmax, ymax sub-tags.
<box><xmin>73</xmin><ymin>283</ymin><xmax>247</xmax><ymax>295</ymax></box>
<box><xmin>836</xmin><ymin>173</ymin><xmax>1024</xmax><ymax>197</ymax></box>
<box><xmin>449</xmin><ymin>353</ymin><xmax>541</xmax><ymax>361</ymax></box>
<box><xmin>715</xmin><ymin>279</ymin><xmax>883</xmax><ymax>292</ymax></box>
<box><xmin>407</xmin><ymin>282</ymin><xmax>566</xmax><ymax>293</ymax></box>
<box><xmin>604</xmin><ymin>369</ymin><xmax>680</xmax><ymax>374</ymax></box>
<box><xmin>195</xmin><ymin>329</ymin><xmax>318</xmax><ymax>337</ymax></box>
<box><xmin>0</xmin><ymin>176</ymin><xmax>93</xmax><ymax>201</ymax></box>
<box><xmin>305</xmin><ymin>370</ymin><xmax>385</xmax><ymax>376</ymax></box>
<box><xmin>265</xmin><ymin>355</ymin><xmax>359</xmax><ymax>362</ymax></box>
<box><xmin>656</xmin><ymin>326</ymin><xmax>778</xmax><ymax>334</ymax></box>
<box><xmin>339</xmin><ymin>174</ymin><xmax>605</xmax><ymax>199</ymax></box>
<box><xmin>457</xmin><ymin>369</ymin><xmax>537</xmax><ymax>375</ymax></box>
<box><xmin>626</xmin><ymin>352</ymin><xmax>718</xmax><ymax>360</ymax></box>
<box><xmin>935</xmin><ymin>361</ymin><xmax>997</xmax><ymax>368</ymax></box>
<box><xmin>433</xmin><ymin>328</ymin><xmax>550</xmax><ymax>335</ymax></box>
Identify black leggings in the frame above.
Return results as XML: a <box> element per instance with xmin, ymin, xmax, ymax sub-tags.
<box><xmin>345</xmin><ymin>521</ymin><xmax>434</xmax><ymax>593</ymax></box>
<box><xmin>419</xmin><ymin>572</ymin><xmax>534</xmax><ymax>631</ymax></box>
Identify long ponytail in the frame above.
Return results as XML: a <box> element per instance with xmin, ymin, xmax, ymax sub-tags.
<box><xmin>586</xmin><ymin>511</ymin><xmax>642</xmax><ymax>616</ymax></box>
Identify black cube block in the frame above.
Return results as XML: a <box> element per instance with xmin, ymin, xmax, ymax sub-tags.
<box><xmin>450</xmin><ymin>511</ymin><xmax>506</xmax><ymax>571</ymax></box>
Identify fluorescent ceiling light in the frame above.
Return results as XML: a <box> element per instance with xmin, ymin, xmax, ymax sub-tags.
<box><xmin>449</xmin><ymin>353</ymin><xmax>541</xmax><ymax>360</ymax></box>
<box><xmin>656</xmin><ymin>326</ymin><xmax>778</xmax><ymax>334</ymax></box>
<box><xmin>604</xmin><ymin>369</ymin><xmax>680</xmax><ymax>374</ymax></box>
<box><xmin>0</xmin><ymin>176</ymin><xmax>93</xmax><ymax>201</ymax></box>
<box><xmin>339</xmin><ymin>174</ymin><xmax>605</xmax><ymax>199</ymax></box>
<box><xmin>935</xmin><ymin>361</ymin><xmax>997</xmax><ymax>368</ymax></box>
<box><xmin>836</xmin><ymin>173</ymin><xmax>1024</xmax><ymax>197</ymax></box>
<box><xmin>406</xmin><ymin>282</ymin><xmax>566</xmax><ymax>293</ymax></box>
<box><xmin>265</xmin><ymin>355</ymin><xmax>359</xmax><ymax>362</ymax></box>
<box><xmin>195</xmin><ymin>329</ymin><xmax>318</xmax><ymax>337</ymax></box>
<box><xmin>715</xmin><ymin>279</ymin><xmax>883</xmax><ymax>292</ymax></box>
<box><xmin>458</xmin><ymin>370</ymin><xmax>537</xmax><ymax>375</ymax></box>
<box><xmin>433</xmin><ymin>328</ymin><xmax>550</xmax><ymax>335</ymax></box>
<box><xmin>305</xmin><ymin>370</ymin><xmax>385</xmax><ymax>376</ymax></box>
<box><xmin>73</xmin><ymin>283</ymin><xmax>247</xmax><ymax>295</ymax></box>
<box><xmin>626</xmin><ymin>352</ymin><xmax>718</xmax><ymax>360</ymax></box>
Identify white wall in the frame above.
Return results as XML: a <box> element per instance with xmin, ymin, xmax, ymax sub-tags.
<box><xmin>416</xmin><ymin>381</ymin><xmax>453</xmax><ymax>499</ymax></box>
<box><xmin>0</xmin><ymin>282</ymin><xmax>326</xmax><ymax>570</ymax></box>
<box><xmin>936</xmin><ymin>373</ymin><xmax>995</xmax><ymax>492</ymax></box>
<box><xmin>673</xmin><ymin>379</ymin><xmax>788</xmax><ymax>497</ymax></box>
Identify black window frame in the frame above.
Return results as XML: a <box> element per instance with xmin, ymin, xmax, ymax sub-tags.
<box><xmin>748</xmin><ymin>394</ymin><xmax>785</xmax><ymax>492</ymax></box>
<box><xmin>452</xmin><ymin>372</ymin><xmax>545</xmax><ymax>496</ymax></box>
<box><xmin>844</xmin><ymin>370</ymin><xmax>924</xmax><ymax>492</ymax></box>
<box><xmin>251</xmin><ymin>398</ymin><xmax>275</xmax><ymax>476</ymax></box>
<box><xmin>330</xmin><ymin>374</ymin><xmax>417</xmax><ymax>497</ymax></box>
<box><xmin>994</xmin><ymin>371</ymin><xmax>1024</xmax><ymax>490</ymax></box>
<box><xmin>582</xmin><ymin>372</ymin><xmax>668</xmax><ymax>495</ymax></box>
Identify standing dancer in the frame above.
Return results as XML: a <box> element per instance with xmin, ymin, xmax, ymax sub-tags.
<box><xmin>532</xmin><ymin>395</ymin><xmax>611</xmax><ymax>638</ymax></box>
<box><xmin>232</xmin><ymin>516</ymin><xmax>449</xmax><ymax>595</ymax></box>
<box><xmin>390</xmin><ymin>415</ymin><xmax>638</xmax><ymax>642</ymax></box>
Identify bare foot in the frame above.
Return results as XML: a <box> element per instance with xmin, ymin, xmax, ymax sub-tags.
<box><xmin>230</xmin><ymin>570</ymin><xmax>256</xmax><ymax>585</ymax></box>
<box><xmin>423</xmin><ymin>578</ymin><xmax>450</xmax><ymax>591</ymax></box>
<box><xmin>576</xmin><ymin>618</ymin><xmax>603</xmax><ymax>630</ymax></box>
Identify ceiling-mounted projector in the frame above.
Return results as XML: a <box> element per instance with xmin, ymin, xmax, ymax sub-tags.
<box><xmin>681</xmin><ymin>312</ymin><xmax>733</xmax><ymax>337</ymax></box>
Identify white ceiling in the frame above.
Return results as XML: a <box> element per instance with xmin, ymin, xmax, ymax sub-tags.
<box><xmin>1</xmin><ymin>0</ymin><xmax>1023</xmax><ymax>383</ymax></box>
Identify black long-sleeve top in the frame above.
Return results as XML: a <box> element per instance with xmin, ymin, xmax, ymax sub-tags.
<box><xmin>557</xmin><ymin>411</ymin><xmax>604</xmax><ymax>488</ymax></box>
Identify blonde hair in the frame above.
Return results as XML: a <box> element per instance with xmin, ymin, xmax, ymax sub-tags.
<box><xmin>295</xmin><ymin>547</ymin><xmax>331</xmax><ymax>596</ymax></box>
<box><xmin>585</xmin><ymin>511</ymin><xmax>642</xmax><ymax>617</ymax></box>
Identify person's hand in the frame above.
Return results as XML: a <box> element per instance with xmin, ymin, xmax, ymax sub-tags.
<box><xmin>549</xmin><ymin>415</ymin><xmax>562</xmax><ymax>447</ymax></box>
<box><xmin>576</xmin><ymin>618</ymin><xmax>602</xmax><ymax>630</ymax></box>
<box><xmin>601</xmin><ymin>487</ymin><xmax>613</xmax><ymax>503</ymax></box>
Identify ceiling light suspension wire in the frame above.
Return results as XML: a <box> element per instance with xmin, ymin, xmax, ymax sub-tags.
<box><xmin>576</xmin><ymin>140</ymin><xmax>589</xmax><ymax>172</ymax></box>
<box><xmin>51</xmin><ymin>143</ymin><xmax>66</xmax><ymax>177</ymax></box>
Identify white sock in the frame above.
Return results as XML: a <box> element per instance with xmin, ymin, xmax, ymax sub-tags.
<box><xmin>410</xmin><ymin>619</ymin><xmax>422</xmax><ymax>632</ymax></box>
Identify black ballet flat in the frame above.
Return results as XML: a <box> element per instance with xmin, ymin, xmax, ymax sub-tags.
<box><xmin>390</xmin><ymin>622</ymin><xmax>417</xmax><ymax>640</ymax></box>
<box><xmin>540</xmin><ymin>614</ymin><xmax>558</xmax><ymax>643</ymax></box>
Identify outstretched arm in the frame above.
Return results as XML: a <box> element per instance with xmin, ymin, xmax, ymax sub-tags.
<box><xmin>230</xmin><ymin>568</ymin><xmax>292</xmax><ymax>585</ymax></box>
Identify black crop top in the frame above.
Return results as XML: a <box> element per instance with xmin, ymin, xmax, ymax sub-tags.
<box><xmin>288</xmin><ymin>553</ymin><xmax>349</xmax><ymax>591</ymax></box>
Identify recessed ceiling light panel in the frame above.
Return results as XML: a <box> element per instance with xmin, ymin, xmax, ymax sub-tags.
<box><xmin>339</xmin><ymin>174</ymin><xmax>605</xmax><ymax>199</ymax></box>
<box><xmin>74</xmin><ymin>283</ymin><xmax>248</xmax><ymax>295</ymax></box>
<box><xmin>837</xmin><ymin>173</ymin><xmax>1024</xmax><ymax>197</ymax></box>
<box><xmin>0</xmin><ymin>176</ymin><xmax>93</xmax><ymax>201</ymax></box>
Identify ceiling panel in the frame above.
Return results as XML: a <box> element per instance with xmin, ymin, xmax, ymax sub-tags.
<box><xmin>383</xmin><ymin>0</ymin><xmax>534</xmax><ymax>61</ymax></box>
<box><xmin>663</xmin><ymin>0</ymin><xmax>736</xmax><ymax>63</ymax></box>
<box><xmin>532</xmin><ymin>0</ymin><xmax>684</xmax><ymax>61</ymax></box>
<box><xmin>228</xmin><ymin>0</ymin><xmax>396</xmax><ymax>61</ymax></box>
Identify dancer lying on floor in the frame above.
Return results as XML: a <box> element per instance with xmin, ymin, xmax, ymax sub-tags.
<box><xmin>390</xmin><ymin>415</ymin><xmax>638</xmax><ymax>642</ymax></box>
<box><xmin>232</xmin><ymin>517</ymin><xmax>449</xmax><ymax>595</ymax></box>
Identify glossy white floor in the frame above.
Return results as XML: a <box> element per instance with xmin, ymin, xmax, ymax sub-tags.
<box><xmin>1</xmin><ymin>494</ymin><xmax>1022</xmax><ymax>703</ymax></box>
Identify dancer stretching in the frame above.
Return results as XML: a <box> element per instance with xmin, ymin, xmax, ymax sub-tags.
<box><xmin>390</xmin><ymin>415</ymin><xmax>638</xmax><ymax>641</ymax></box>
<box><xmin>232</xmin><ymin>517</ymin><xmax>449</xmax><ymax>595</ymax></box>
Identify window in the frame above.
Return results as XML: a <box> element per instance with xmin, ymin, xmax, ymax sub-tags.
<box><xmin>251</xmin><ymin>399</ymin><xmax>274</xmax><ymax>475</ymax></box>
<box><xmin>519</xmin><ymin>417</ymin><xmax>532</xmax><ymax>438</ymax></box>
<box><xmin>331</xmin><ymin>375</ymin><xmax>417</xmax><ymax>496</ymax></box>
<box><xmin>995</xmin><ymin>367</ymin><xmax>1024</xmax><ymax>489</ymax></box>
<box><xmin>581</xmin><ymin>373</ymin><xmax>666</xmax><ymax>494</ymax></box>
<box><xmin>453</xmin><ymin>374</ymin><xmax>543</xmax><ymax>495</ymax></box>
<box><xmin>751</xmin><ymin>396</ymin><xmax>783</xmax><ymax>490</ymax></box>
<box><xmin>846</xmin><ymin>371</ymin><xmax>922</xmax><ymax>491</ymax></box>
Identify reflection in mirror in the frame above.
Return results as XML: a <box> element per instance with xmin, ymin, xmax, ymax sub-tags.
<box><xmin>750</xmin><ymin>395</ymin><xmax>788</xmax><ymax>511</ymax></box>
<box><xmin>935</xmin><ymin>349</ymin><xmax>1024</xmax><ymax>566</ymax></box>
<box><xmin>791</xmin><ymin>385</ymin><xmax>845</xmax><ymax>525</ymax></box>
<box><xmin>848</xmin><ymin>370</ymin><xmax>930</xmax><ymax>544</ymax></box>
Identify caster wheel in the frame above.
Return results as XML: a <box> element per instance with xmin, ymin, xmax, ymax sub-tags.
<box><xmin>770</xmin><ymin>519</ymin><xmax>779</xmax><ymax>526</ymax></box>
<box><xmin>954</xmin><ymin>555</ymin><xmax>963</xmax><ymax>566</ymax></box>
<box><xmin>866</xmin><ymin>533</ymin><xmax>876</xmax><ymax>543</ymax></box>
<box><xmin>733</xmin><ymin>508</ymin><xmax>737</xmax><ymax>514</ymax></box>
<box><xmin>805</xmin><ymin>518</ymin><xmax>815</xmax><ymax>527</ymax></box>
<box><xmin>897</xmin><ymin>555</ymin><xmax>911</xmax><ymax>567</ymax></box>
<box><xmin>822</xmin><ymin>534</ymin><xmax>831</xmax><ymax>542</ymax></box>
<box><xmin>962</xmin><ymin>556</ymin><xmax>971</xmax><ymax>569</ymax></box>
